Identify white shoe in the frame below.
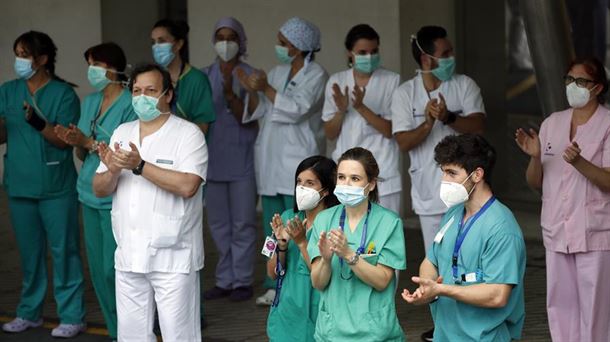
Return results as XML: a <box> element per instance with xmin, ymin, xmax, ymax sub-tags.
<box><xmin>51</xmin><ymin>323</ymin><xmax>86</xmax><ymax>338</ymax></box>
<box><xmin>2</xmin><ymin>317</ymin><xmax>43</xmax><ymax>333</ymax></box>
<box><xmin>255</xmin><ymin>289</ymin><xmax>276</xmax><ymax>306</ymax></box>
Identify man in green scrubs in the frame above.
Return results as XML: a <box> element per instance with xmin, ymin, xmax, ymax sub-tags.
<box><xmin>402</xmin><ymin>134</ymin><xmax>526</xmax><ymax>341</ymax></box>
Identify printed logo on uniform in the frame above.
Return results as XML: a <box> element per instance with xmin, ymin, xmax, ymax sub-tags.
<box><xmin>544</xmin><ymin>142</ymin><xmax>554</xmax><ymax>156</ymax></box>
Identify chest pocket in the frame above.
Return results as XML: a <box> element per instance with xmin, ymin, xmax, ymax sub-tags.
<box><xmin>150</xmin><ymin>154</ymin><xmax>186</xmax><ymax>249</ymax></box>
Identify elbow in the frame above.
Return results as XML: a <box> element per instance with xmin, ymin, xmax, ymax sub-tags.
<box><xmin>311</xmin><ymin>279</ymin><xmax>326</xmax><ymax>291</ymax></box>
<box><xmin>396</xmin><ymin>138</ymin><xmax>411</xmax><ymax>152</ymax></box>
<box><xmin>488</xmin><ymin>294</ymin><xmax>510</xmax><ymax>308</ymax></box>
<box><xmin>382</xmin><ymin>130</ymin><xmax>393</xmax><ymax>139</ymax></box>
<box><xmin>179</xmin><ymin>180</ymin><xmax>203</xmax><ymax>198</ymax></box>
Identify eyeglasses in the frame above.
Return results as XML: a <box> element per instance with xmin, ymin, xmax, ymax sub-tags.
<box><xmin>564</xmin><ymin>75</ymin><xmax>596</xmax><ymax>88</ymax></box>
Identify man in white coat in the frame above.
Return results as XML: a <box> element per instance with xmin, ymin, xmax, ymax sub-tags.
<box><xmin>391</xmin><ymin>26</ymin><xmax>485</xmax><ymax>341</ymax></box>
<box><xmin>93</xmin><ymin>64</ymin><xmax>207</xmax><ymax>342</ymax></box>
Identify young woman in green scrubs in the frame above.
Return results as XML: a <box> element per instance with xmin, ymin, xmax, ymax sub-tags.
<box><xmin>54</xmin><ymin>42</ymin><xmax>136</xmax><ymax>340</ymax></box>
<box><xmin>308</xmin><ymin>147</ymin><xmax>406</xmax><ymax>341</ymax></box>
<box><xmin>0</xmin><ymin>31</ymin><xmax>86</xmax><ymax>338</ymax></box>
<box><xmin>151</xmin><ymin>19</ymin><xmax>215</xmax><ymax>135</ymax></box>
<box><xmin>266</xmin><ymin>156</ymin><xmax>339</xmax><ymax>341</ymax></box>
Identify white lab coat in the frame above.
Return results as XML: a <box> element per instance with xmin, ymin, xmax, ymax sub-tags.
<box><xmin>96</xmin><ymin>114</ymin><xmax>208</xmax><ymax>273</ymax></box>
<box><xmin>391</xmin><ymin>73</ymin><xmax>485</xmax><ymax>215</ymax></box>
<box><xmin>244</xmin><ymin>62</ymin><xmax>328</xmax><ymax>196</ymax></box>
<box><xmin>322</xmin><ymin>68</ymin><xmax>401</xmax><ymax>197</ymax></box>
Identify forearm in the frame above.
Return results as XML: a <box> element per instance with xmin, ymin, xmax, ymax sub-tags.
<box><xmin>311</xmin><ymin>258</ymin><xmax>332</xmax><ymax>290</ymax></box>
<box><xmin>419</xmin><ymin>258</ymin><xmax>439</xmax><ymax>280</ymax></box>
<box><xmin>525</xmin><ymin>156</ymin><xmax>543</xmax><ymax>190</ymax></box>
<box><xmin>296</xmin><ymin>241</ymin><xmax>312</xmax><ymax>271</ymax></box>
<box><xmin>572</xmin><ymin>158</ymin><xmax>610</xmax><ymax>192</ymax></box>
<box><xmin>266</xmin><ymin>249</ymin><xmax>287</xmax><ymax>280</ymax></box>
<box><xmin>350</xmin><ymin>258</ymin><xmax>394</xmax><ymax>291</ymax></box>
<box><xmin>40</xmin><ymin>124</ymin><xmax>69</xmax><ymax>149</ymax></box>
<box><xmin>447</xmin><ymin>114</ymin><xmax>485</xmax><ymax>134</ymax></box>
<box><xmin>394</xmin><ymin>122</ymin><xmax>433</xmax><ymax>152</ymax></box>
<box><xmin>323</xmin><ymin>113</ymin><xmax>344</xmax><ymax>140</ymax></box>
<box><xmin>140</xmin><ymin>163</ymin><xmax>203</xmax><ymax>198</ymax></box>
<box><xmin>263</xmin><ymin>84</ymin><xmax>277</xmax><ymax>103</ymax></box>
<box><xmin>438</xmin><ymin>283</ymin><xmax>512</xmax><ymax>308</ymax></box>
<box><xmin>356</xmin><ymin>105</ymin><xmax>392</xmax><ymax>138</ymax></box>
<box><xmin>246</xmin><ymin>91</ymin><xmax>259</xmax><ymax>115</ymax></box>
<box><xmin>93</xmin><ymin>171</ymin><xmax>120</xmax><ymax>197</ymax></box>
<box><xmin>226</xmin><ymin>94</ymin><xmax>246</xmax><ymax>123</ymax></box>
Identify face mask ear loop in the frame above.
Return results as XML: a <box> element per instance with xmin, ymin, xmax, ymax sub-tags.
<box><xmin>462</xmin><ymin>171</ymin><xmax>477</xmax><ymax>196</ymax></box>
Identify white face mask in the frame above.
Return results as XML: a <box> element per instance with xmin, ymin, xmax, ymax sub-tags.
<box><xmin>566</xmin><ymin>82</ymin><xmax>595</xmax><ymax>108</ymax></box>
<box><xmin>439</xmin><ymin>172</ymin><xmax>476</xmax><ymax>208</ymax></box>
<box><xmin>295</xmin><ymin>185</ymin><xmax>324</xmax><ymax>211</ymax></box>
<box><xmin>214</xmin><ymin>41</ymin><xmax>239</xmax><ymax>62</ymax></box>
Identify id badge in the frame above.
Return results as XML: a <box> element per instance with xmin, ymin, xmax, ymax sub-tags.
<box><xmin>434</xmin><ymin>216</ymin><xmax>455</xmax><ymax>243</ymax></box>
<box><xmin>261</xmin><ymin>236</ymin><xmax>277</xmax><ymax>258</ymax></box>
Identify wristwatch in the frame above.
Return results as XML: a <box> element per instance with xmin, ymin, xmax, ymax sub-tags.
<box><xmin>132</xmin><ymin>160</ymin><xmax>145</xmax><ymax>175</ymax></box>
<box><xmin>346</xmin><ymin>253</ymin><xmax>360</xmax><ymax>266</ymax></box>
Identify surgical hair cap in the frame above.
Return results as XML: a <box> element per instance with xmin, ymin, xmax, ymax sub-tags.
<box><xmin>279</xmin><ymin>17</ymin><xmax>321</xmax><ymax>52</ymax></box>
<box><xmin>213</xmin><ymin>17</ymin><xmax>248</xmax><ymax>57</ymax></box>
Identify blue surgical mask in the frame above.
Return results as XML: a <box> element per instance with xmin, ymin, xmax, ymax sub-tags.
<box><xmin>334</xmin><ymin>183</ymin><xmax>369</xmax><ymax>207</ymax></box>
<box><xmin>431</xmin><ymin>56</ymin><xmax>455</xmax><ymax>81</ymax></box>
<box><xmin>87</xmin><ymin>65</ymin><xmax>112</xmax><ymax>91</ymax></box>
<box><xmin>275</xmin><ymin>45</ymin><xmax>295</xmax><ymax>64</ymax></box>
<box><xmin>353</xmin><ymin>53</ymin><xmax>381</xmax><ymax>74</ymax></box>
<box><xmin>14</xmin><ymin>57</ymin><xmax>36</xmax><ymax>79</ymax></box>
<box><xmin>132</xmin><ymin>91</ymin><xmax>168</xmax><ymax>122</ymax></box>
<box><xmin>152</xmin><ymin>43</ymin><xmax>175</xmax><ymax>67</ymax></box>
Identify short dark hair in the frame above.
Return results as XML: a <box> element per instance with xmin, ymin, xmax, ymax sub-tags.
<box><xmin>434</xmin><ymin>134</ymin><xmax>496</xmax><ymax>184</ymax></box>
<box><xmin>292</xmin><ymin>156</ymin><xmax>340</xmax><ymax>212</ymax></box>
<box><xmin>129</xmin><ymin>64</ymin><xmax>174</xmax><ymax>100</ymax></box>
<box><xmin>338</xmin><ymin>147</ymin><xmax>380</xmax><ymax>203</ymax></box>
<box><xmin>84</xmin><ymin>42</ymin><xmax>127</xmax><ymax>81</ymax></box>
<box><xmin>153</xmin><ymin>19</ymin><xmax>190</xmax><ymax>63</ymax></box>
<box><xmin>344</xmin><ymin>24</ymin><xmax>379</xmax><ymax>67</ymax></box>
<box><xmin>411</xmin><ymin>26</ymin><xmax>447</xmax><ymax>67</ymax></box>
<box><xmin>567</xmin><ymin>57</ymin><xmax>609</xmax><ymax>104</ymax></box>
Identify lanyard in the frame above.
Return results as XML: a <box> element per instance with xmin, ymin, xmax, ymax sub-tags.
<box><xmin>451</xmin><ymin>196</ymin><xmax>495</xmax><ymax>282</ymax></box>
<box><xmin>272</xmin><ymin>249</ymin><xmax>286</xmax><ymax>307</ymax></box>
<box><xmin>339</xmin><ymin>202</ymin><xmax>371</xmax><ymax>267</ymax></box>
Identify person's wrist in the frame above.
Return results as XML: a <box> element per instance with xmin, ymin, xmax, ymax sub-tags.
<box><xmin>442</xmin><ymin>111</ymin><xmax>457</xmax><ymax>125</ymax></box>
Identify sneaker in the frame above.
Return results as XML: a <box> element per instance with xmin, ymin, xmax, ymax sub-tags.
<box><xmin>421</xmin><ymin>328</ymin><xmax>434</xmax><ymax>342</ymax></box>
<box><xmin>255</xmin><ymin>289</ymin><xmax>276</xmax><ymax>306</ymax></box>
<box><xmin>51</xmin><ymin>323</ymin><xmax>86</xmax><ymax>338</ymax></box>
<box><xmin>203</xmin><ymin>286</ymin><xmax>232</xmax><ymax>300</ymax></box>
<box><xmin>229</xmin><ymin>286</ymin><xmax>253</xmax><ymax>302</ymax></box>
<box><xmin>2</xmin><ymin>317</ymin><xmax>43</xmax><ymax>333</ymax></box>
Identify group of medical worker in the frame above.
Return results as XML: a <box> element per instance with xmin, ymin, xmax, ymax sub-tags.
<box><xmin>0</xmin><ymin>12</ymin><xmax>608</xmax><ymax>342</ymax></box>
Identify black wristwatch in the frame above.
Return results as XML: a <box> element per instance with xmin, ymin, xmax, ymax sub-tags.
<box><xmin>443</xmin><ymin>111</ymin><xmax>457</xmax><ymax>125</ymax></box>
<box><xmin>132</xmin><ymin>160</ymin><xmax>145</xmax><ymax>175</ymax></box>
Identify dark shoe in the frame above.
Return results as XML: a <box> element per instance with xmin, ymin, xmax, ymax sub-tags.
<box><xmin>421</xmin><ymin>328</ymin><xmax>434</xmax><ymax>342</ymax></box>
<box><xmin>204</xmin><ymin>286</ymin><xmax>232</xmax><ymax>300</ymax></box>
<box><xmin>229</xmin><ymin>286</ymin><xmax>253</xmax><ymax>302</ymax></box>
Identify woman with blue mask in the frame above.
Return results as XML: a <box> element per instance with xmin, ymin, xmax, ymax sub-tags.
<box><xmin>53</xmin><ymin>42</ymin><xmax>136</xmax><ymax>341</ymax></box>
<box><xmin>266</xmin><ymin>155</ymin><xmax>339</xmax><ymax>341</ymax></box>
<box><xmin>322</xmin><ymin>24</ymin><xmax>402</xmax><ymax>214</ymax></box>
<box><xmin>239</xmin><ymin>16</ymin><xmax>328</xmax><ymax>306</ymax></box>
<box><xmin>201</xmin><ymin>17</ymin><xmax>259</xmax><ymax>302</ymax></box>
<box><xmin>308</xmin><ymin>147</ymin><xmax>406</xmax><ymax>341</ymax></box>
<box><xmin>151</xmin><ymin>19</ymin><xmax>215</xmax><ymax>135</ymax></box>
<box><xmin>0</xmin><ymin>31</ymin><xmax>86</xmax><ymax>338</ymax></box>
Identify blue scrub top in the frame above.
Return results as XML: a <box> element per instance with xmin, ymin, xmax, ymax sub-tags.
<box><xmin>427</xmin><ymin>199</ymin><xmax>526</xmax><ymax>341</ymax></box>
<box><xmin>0</xmin><ymin>78</ymin><xmax>79</xmax><ymax>198</ymax></box>
<box><xmin>76</xmin><ymin>88</ymin><xmax>136</xmax><ymax>209</ymax></box>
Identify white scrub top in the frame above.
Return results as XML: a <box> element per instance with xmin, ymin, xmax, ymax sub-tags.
<box><xmin>391</xmin><ymin>73</ymin><xmax>485</xmax><ymax>215</ymax></box>
<box><xmin>96</xmin><ymin>114</ymin><xmax>208</xmax><ymax>274</ymax></box>
<box><xmin>322</xmin><ymin>68</ymin><xmax>401</xmax><ymax>196</ymax></box>
<box><xmin>244</xmin><ymin>62</ymin><xmax>328</xmax><ymax>196</ymax></box>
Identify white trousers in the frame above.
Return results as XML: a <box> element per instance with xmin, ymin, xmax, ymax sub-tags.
<box><xmin>379</xmin><ymin>192</ymin><xmax>401</xmax><ymax>214</ymax></box>
<box><xmin>116</xmin><ymin>270</ymin><xmax>201</xmax><ymax>342</ymax></box>
<box><xmin>419</xmin><ymin>214</ymin><xmax>444</xmax><ymax>254</ymax></box>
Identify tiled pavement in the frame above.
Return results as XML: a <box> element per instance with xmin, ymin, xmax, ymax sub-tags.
<box><xmin>0</xmin><ymin>189</ymin><xmax>550</xmax><ymax>341</ymax></box>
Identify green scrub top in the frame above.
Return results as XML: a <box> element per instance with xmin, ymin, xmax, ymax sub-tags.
<box><xmin>0</xmin><ymin>78</ymin><xmax>79</xmax><ymax>198</ymax></box>
<box><xmin>174</xmin><ymin>64</ymin><xmax>216</xmax><ymax>126</ymax></box>
<box><xmin>307</xmin><ymin>202</ymin><xmax>406</xmax><ymax>342</ymax></box>
<box><xmin>267</xmin><ymin>209</ymin><xmax>319</xmax><ymax>342</ymax></box>
<box><xmin>427</xmin><ymin>199</ymin><xmax>526</xmax><ymax>342</ymax></box>
<box><xmin>76</xmin><ymin>88</ymin><xmax>136</xmax><ymax>209</ymax></box>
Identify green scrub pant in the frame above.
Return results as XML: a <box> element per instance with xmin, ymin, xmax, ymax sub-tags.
<box><xmin>82</xmin><ymin>205</ymin><xmax>117</xmax><ymax>338</ymax></box>
<box><xmin>8</xmin><ymin>193</ymin><xmax>85</xmax><ymax>324</ymax></box>
<box><xmin>261</xmin><ymin>194</ymin><xmax>294</xmax><ymax>289</ymax></box>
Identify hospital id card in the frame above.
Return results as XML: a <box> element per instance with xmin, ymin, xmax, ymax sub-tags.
<box><xmin>261</xmin><ymin>236</ymin><xmax>277</xmax><ymax>258</ymax></box>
